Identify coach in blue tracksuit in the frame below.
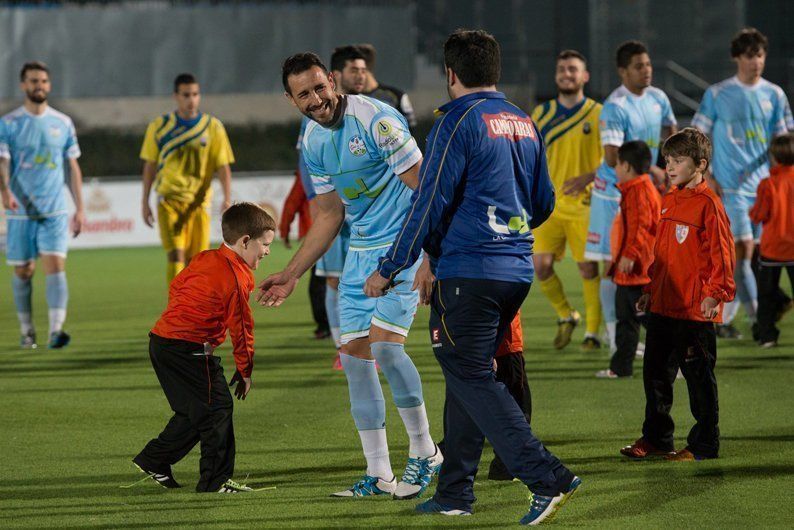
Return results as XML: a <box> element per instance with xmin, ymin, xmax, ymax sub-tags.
<box><xmin>364</xmin><ymin>30</ymin><xmax>581</xmax><ymax>525</ymax></box>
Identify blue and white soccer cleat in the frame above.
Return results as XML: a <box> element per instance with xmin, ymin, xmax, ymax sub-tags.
<box><xmin>330</xmin><ymin>475</ymin><xmax>396</xmax><ymax>497</ymax></box>
<box><xmin>520</xmin><ymin>476</ymin><xmax>581</xmax><ymax>526</ymax></box>
<box><xmin>394</xmin><ymin>445</ymin><xmax>444</xmax><ymax>499</ymax></box>
<box><xmin>48</xmin><ymin>330</ymin><xmax>71</xmax><ymax>349</ymax></box>
<box><xmin>20</xmin><ymin>330</ymin><xmax>37</xmax><ymax>349</ymax></box>
<box><xmin>415</xmin><ymin>498</ymin><xmax>471</xmax><ymax>516</ymax></box>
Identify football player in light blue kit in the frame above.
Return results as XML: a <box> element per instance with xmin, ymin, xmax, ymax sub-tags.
<box><xmin>0</xmin><ymin>62</ymin><xmax>85</xmax><ymax>349</ymax></box>
<box><xmin>259</xmin><ymin>53</ymin><xmax>442</xmax><ymax>499</ymax></box>
<box><xmin>692</xmin><ymin>28</ymin><xmax>794</xmax><ymax>337</ymax></box>
<box><xmin>585</xmin><ymin>41</ymin><xmax>677</xmax><ymax>351</ymax></box>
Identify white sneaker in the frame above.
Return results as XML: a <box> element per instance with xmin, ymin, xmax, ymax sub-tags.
<box><xmin>394</xmin><ymin>446</ymin><xmax>444</xmax><ymax>500</ymax></box>
<box><xmin>330</xmin><ymin>474</ymin><xmax>396</xmax><ymax>497</ymax></box>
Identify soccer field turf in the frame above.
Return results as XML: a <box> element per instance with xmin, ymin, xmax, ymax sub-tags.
<box><xmin>0</xmin><ymin>244</ymin><xmax>792</xmax><ymax>528</ymax></box>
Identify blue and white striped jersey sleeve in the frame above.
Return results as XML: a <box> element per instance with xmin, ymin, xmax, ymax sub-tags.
<box><xmin>692</xmin><ymin>87</ymin><xmax>716</xmax><ymax>134</ymax></box>
<box><xmin>369</xmin><ymin>108</ymin><xmax>422</xmax><ymax>175</ymax></box>
<box><xmin>0</xmin><ymin>119</ymin><xmax>8</xmax><ymax>159</ymax></box>
<box><xmin>599</xmin><ymin>102</ymin><xmax>627</xmax><ymax>147</ymax></box>
<box><xmin>302</xmin><ymin>132</ymin><xmax>334</xmax><ymax>196</ymax></box>
<box><xmin>659</xmin><ymin>91</ymin><xmax>677</xmax><ymax>127</ymax></box>
<box><xmin>64</xmin><ymin>117</ymin><xmax>81</xmax><ymax>159</ymax></box>
<box><xmin>773</xmin><ymin>88</ymin><xmax>793</xmax><ymax>135</ymax></box>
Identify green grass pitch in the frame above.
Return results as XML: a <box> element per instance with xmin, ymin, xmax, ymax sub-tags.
<box><xmin>0</xmin><ymin>244</ymin><xmax>792</xmax><ymax>528</ymax></box>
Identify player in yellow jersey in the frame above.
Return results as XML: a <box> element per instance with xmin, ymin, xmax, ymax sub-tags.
<box><xmin>531</xmin><ymin>50</ymin><xmax>603</xmax><ymax>350</ymax></box>
<box><xmin>140</xmin><ymin>73</ymin><xmax>234</xmax><ymax>283</ymax></box>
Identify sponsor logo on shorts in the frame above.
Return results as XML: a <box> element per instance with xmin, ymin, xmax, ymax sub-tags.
<box><xmin>675</xmin><ymin>224</ymin><xmax>689</xmax><ymax>244</ymax></box>
<box><xmin>587</xmin><ymin>232</ymin><xmax>601</xmax><ymax>244</ymax></box>
<box><xmin>593</xmin><ymin>176</ymin><xmax>606</xmax><ymax>191</ymax></box>
<box><xmin>348</xmin><ymin>135</ymin><xmax>367</xmax><ymax>156</ymax></box>
<box><xmin>482</xmin><ymin>112</ymin><xmax>536</xmax><ymax>141</ymax></box>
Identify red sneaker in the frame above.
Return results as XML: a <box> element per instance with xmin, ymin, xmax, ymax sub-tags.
<box><xmin>620</xmin><ymin>438</ymin><xmax>674</xmax><ymax>459</ymax></box>
<box><xmin>665</xmin><ymin>448</ymin><xmax>716</xmax><ymax>461</ymax></box>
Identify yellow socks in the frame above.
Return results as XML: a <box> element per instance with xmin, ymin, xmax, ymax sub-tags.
<box><xmin>538</xmin><ymin>273</ymin><xmax>573</xmax><ymax>319</ymax></box>
<box><xmin>167</xmin><ymin>261</ymin><xmax>185</xmax><ymax>283</ymax></box>
<box><xmin>582</xmin><ymin>276</ymin><xmax>602</xmax><ymax>336</ymax></box>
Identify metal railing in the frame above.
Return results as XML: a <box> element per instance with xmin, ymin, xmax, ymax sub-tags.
<box><xmin>664</xmin><ymin>60</ymin><xmax>710</xmax><ymax>113</ymax></box>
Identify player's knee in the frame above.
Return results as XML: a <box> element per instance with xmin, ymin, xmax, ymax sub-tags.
<box><xmin>533</xmin><ymin>254</ymin><xmax>554</xmax><ymax>280</ymax></box>
<box><xmin>578</xmin><ymin>261</ymin><xmax>599</xmax><ymax>280</ymax></box>
<box><xmin>371</xmin><ymin>342</ymin><xmax>423</xmax><ymax>407</ymax></box>
<box><xmin>167</xmin><ymin>249</ymin><xmax>185</xmax><ymax>263</ymax></box>
<box><xmin>14</xmin><ymin>263</ymin><xmax>35</xmax><ymax>280</ymax></box>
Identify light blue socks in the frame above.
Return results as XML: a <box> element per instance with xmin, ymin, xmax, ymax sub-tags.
<box><xmin>46</xmin><ymin>272</ymin><xmax>68</xmax><ymax>334</ymax></box>
<box><xmin>371</xmin><ymin>342</ymin><xmax>424</xmax><ymax>408</ymax></box>
<box><xmin>340</xmin><ymin>353</ymin><xmax>385</xmax><ymax>430</ymax></box>
<box><xmin>12</xmin><ymin>276</ymin><xmax>33</xmax><ymax>334</ymax></box>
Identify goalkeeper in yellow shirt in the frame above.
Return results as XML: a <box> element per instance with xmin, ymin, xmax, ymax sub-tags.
<box><xmin>531</xmin><ymin>50</ymin><xmax>603</xmax><ymax>350</ymax></box>
<box><xmin>140</xmin><ymin>73</ymin><xmax>234</xmax><ymax>283</ymax></box>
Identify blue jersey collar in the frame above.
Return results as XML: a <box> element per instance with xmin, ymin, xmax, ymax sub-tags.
<box><xmin>436</xmin><ymin>91</ymin><xmax>505</xmax><ymax>115</ymax></box>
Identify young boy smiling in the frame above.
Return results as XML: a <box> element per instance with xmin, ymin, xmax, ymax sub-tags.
<box><xmin>621</xmin><ymin>128</ymin><xmax>735</xmax><ymax>461</ymax></box>
<box><xmin>133</xmin><ymin>202</ymin><xmax>275</xmax><ymax>492</ymax></box>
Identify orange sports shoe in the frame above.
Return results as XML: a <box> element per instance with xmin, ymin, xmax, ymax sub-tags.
<box><xmin>665</xmin><ymin>448</ymin><xmax>716</xmax><ymax>461</ymax></box>
<box><xmin>620</xmin><ymin>438</ymin><xmax>674</xmax><ymax>459</ymax></box>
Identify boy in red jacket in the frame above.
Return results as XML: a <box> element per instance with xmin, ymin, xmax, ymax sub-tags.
<box><xmin>133</xmin><ymin>202</ymin><xmax>275</xmax><ymax>492</ymax></box>
<box><xmin>750</xmin><ymin>133</ymin><xmax>794</xmax><ymax>347</ymax></box>
<box><xmin>621</xmin><ymin>128</ymin><xmax>735</xmax><ymax>461</ymax></box>
<box><xmin>597</xmin><ymin>141</ymin><xmax>661</xmax><ymax>378</ymax></box>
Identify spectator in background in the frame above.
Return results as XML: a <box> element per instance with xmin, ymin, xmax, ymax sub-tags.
<box><xmin>357</xmin><ymin>43</ymin><xmax>417</xmax><ymax>128</ymax></box>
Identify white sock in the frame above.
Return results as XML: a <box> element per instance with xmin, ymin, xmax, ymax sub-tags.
<box><xmin>49</xmin><ymin>308</ymin><xmax>67</xmax><ymax>336</ymax></box>
<box><xmin>18</xmin><ymin>313</ymin><xmax>33</xmax><ymax>335</ymax></box>
<box><xmin>722</xmin><ymin>300</ymin><xmax>739</xmax><ymax>324</ymax></box>
<box><xmin>397</xmin><ymin>403</ymin><xmax>435</xmax><ymax>458</ymax></box>
<box><xmin>358</xmin><ymin>429</ymin><xmax>393</xmax><ymax>480</ymax></box>
<box><xmin>606</xmin><ymin>321</ymin><xmax>617</xmax><ymax>351</ymax></box>
<box><xmin>330</xmin><ymin>327</ymin><xmax>341</xmax><ymax>349</ymax></box>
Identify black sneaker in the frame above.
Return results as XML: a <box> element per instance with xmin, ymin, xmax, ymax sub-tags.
<box><xmin>487</xmin><ymin>456</ymin><xmax>514</xmax><ymax>481</ymax></box>
<box><xmin>716</xmin><ymin>323</ymin><xmax>742</xmax><ymax>339</ymax></box>
<box><xmin>132</xmin><ymin>460</ymin><xmax>181</xmax><ymax>489</ymax></box>
<box><xmin>48</xmin><ymin>330</ymin><xmax>71</xmax><ymax>349</ymax></box>
<box><xmin>580</xmin><ymin>335</ymin><xmax>601</xmax><ymax>351</ymax></box>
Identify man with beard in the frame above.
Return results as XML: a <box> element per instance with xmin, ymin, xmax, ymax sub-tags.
<box><xmin>584</xmin><ymin>41</ymin><xmax>677</xmax><ymax>357</ymax></box>
<box><xmin>531</xmin><ymin>50</ymin><xmax>603</xmax><ymax>351</ymax></box>
<box><xmin>260</xmin><ymin>52</ymin><xmax>442</xmax><ymax>499</ymax></box>
<box><xmin>0</xmin><ymin>61</ymin><xmax>85</xmax><ymax>349</ymax></box>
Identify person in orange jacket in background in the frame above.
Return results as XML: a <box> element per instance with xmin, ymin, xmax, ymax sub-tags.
<box><xmin>622</xmin><ymin>128</ymin><xmax>735</xmax><ymax>462</ymax></box>
<box><xmin>488</xmin><ymin>310</ymin><xmax>533</xmax><ymax>480</ymax></box>
<box><xmin>597</xmin><ymin>141</ymin><xmax>661</xmax><ymax>379</ymax></box>
<box><xmin>750</xmin><ymin>133</ymin><xmax>794</xmax><ymax>347</ymax></box>
<box><xmin>132</xmin><ymin>203</ymin><xmax>276</xmax><ymax>493</ymax></box>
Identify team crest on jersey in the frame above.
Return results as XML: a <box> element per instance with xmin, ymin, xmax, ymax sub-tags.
<box><xmin>653</xmin><ymin>103</ymin><xmax>662</xmax><ymax>113</ymax></box>
<box><xmin>761</xmin><ymin>99</ymin><xmax>773</xmax><ymax>113</ymax></box>
<box><xmin>48</xmin><ymin>126</ymin><xmax>62</xmax><ymax>138</ymax></box>
<box><xmin>675</xmin><ymin>224</ymin><xmax>689</xmax><ymax>244</ymax></box>
<box><xmin>582</xmin><ymin>122</ymin><xmax>591</xmax><ymax>134</ymax></box>
<box><xmin>348</xmin><ymin>135</ymin><xmax>367</xmax><ymax>156</ymax></box>
<box><xmin>199</xmin><ymin>135</ymin><xmax>208</xmax><ymax>146</ymax></box>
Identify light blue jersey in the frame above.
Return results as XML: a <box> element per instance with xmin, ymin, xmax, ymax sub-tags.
<box><xmin>302</xmin><ymin>95</ymin><xmax>422</xmax><ymax>250</ymax></box>
<box><xmin>0</xmin><ymin>106</ymin><xmax>80</xmax><ymax>219</ymax></box>
<box><xmin>594</xmin><ymin>85</ymin><xmax>676</xmax><ymax>199</ymax></box>
<box><xmin>692</xmin><ymin>76</ymin><xmax>793</xmax><ymax>196</ymax></box>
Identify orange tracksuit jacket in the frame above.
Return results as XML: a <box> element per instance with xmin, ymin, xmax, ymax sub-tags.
<box><xmin>152</xmin><ymin>244</ymin><xmax>255</xmax><ymax>377</ymax></box>
<box><xmin>645</xmin><ymin>180</ymin><xmax>736</xmax><ymax>322</ymax></box>
<box><xmin>749</xmin><ymin>164</ymin><xmax>794</xmax><ymax>262</ymax></box>
<box><xmin>279</xmin><ymin>173</ymin><xmax>312</xmax><ymax>241</ymax></box>
<box><xmin>496</xmin><ymin>310</ymin><xmax>523</xmax><ymax>356</ymax></box>
<box><xmin>609</xmin><ymin>174</ymin><xmax>662</xmax><ymax>286</ymax></box>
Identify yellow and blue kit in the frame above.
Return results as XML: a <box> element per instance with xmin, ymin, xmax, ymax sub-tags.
<box><xmin>530</xmin><ymin>97</ymin><xmax>602</xmax><ymax>261</ymax></box>
<box><xmin>140</xmin><ymin>112</ymin><xmax>234</xmax><ymax>256</ymax></box>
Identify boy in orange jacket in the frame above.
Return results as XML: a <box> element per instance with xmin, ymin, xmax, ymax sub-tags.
<box><xmin>597</xmin><ymin>141</ymin><xmax>661</xmax><ymax>378</ymax></box>
<box><xmin>750</xmin><ymin>133</ymin><xmax>794</xmax><ymax>347</ymax></box>
<box><xmin>133</xmin><ymin>202</ymin><xmax>275</xmax><ymax>492</ymax></box>
<box><xmin>621</xmin><ymin>128</ymin><xmax>735</xmax><ymax>461</ymax></box>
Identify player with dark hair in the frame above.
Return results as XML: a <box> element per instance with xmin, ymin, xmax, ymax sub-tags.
<box><xmin>357</xmin><ymin>43</ymin><xmax>417</xmax><ymax>128</ymax></box>
<box><xmin>531</xmin><ymin>49</ymin><xmax>603</xmax><ymax>350</ymax></box>
<box><xmin>692</xmin><ymin>27</ymin><xmax>794</xmax><ymax>338</ymax></box>
<box><xmin>1</xmin><ymin>61</ymin><xmax>85</xmax><ymax>349</ymax></box>
<box><xmin>140</xmin><ymin>73</ymin><xmax>235</xmax><ymax>283</ymax></box>
<box><xmin>132</xmin><ymin>202</ymin><xmax>276</xmax><ymax>493</ymax></box>
<box><xmin>262</xmin><ymin>52</ymin><xmax>441</xmax><ymax>500</ymax></box>
<box><xmin>585</xmin><ymin>40</ymin><xmax>677</xmax><ymax>354</ymax></box>
<box><xmin>366</xmin><ymin>29</ymin><xmax>580</xmax><ymax>525</ymax></box>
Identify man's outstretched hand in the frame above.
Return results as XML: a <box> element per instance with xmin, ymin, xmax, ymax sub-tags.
<box><xmin>229</xmin><ymin>371</ymin><xmax>252</xmax><ymax>400</ymax></box>
<box><xmin>256</xmin><ymin>270</ymin><xmax>299</xmax><ymax>307</ymax></box>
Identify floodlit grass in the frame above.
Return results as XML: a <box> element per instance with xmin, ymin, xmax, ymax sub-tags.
<box><xmin>0</xmin><ymin>244</ymin><xmax>792</xmax><ymax>528</ymax></box>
